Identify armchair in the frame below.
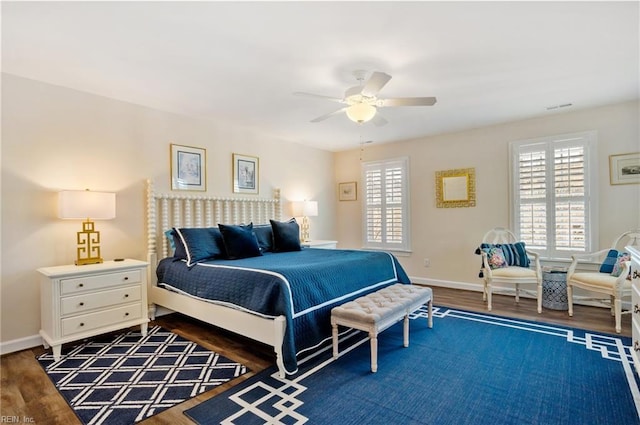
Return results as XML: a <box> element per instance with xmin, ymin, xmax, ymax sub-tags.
<box><xmin>567</xmin><ymin>230</ymin><xmax>640</xmax><ymax>333</ymax></box>
<box><xmin>479</xmin><ymin>227</ymin><xmax>542</xmax><ymax>313</ymax></box>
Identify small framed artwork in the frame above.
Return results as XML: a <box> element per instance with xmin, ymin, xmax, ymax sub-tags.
<box><xmin>233</xmin><ymin>153</ymin><xmax>259</xmax><ymax>194</ymax></box>
<box><xmin>339</xmin><ymin>181</ymin><xmax>357</xmax><ymax>201</ymax></box>
<box><xmin>610</xmin><ymin>152</ymin><xmax>640</xmax><ymax>185</ymax></box>
<box><xmin>170</xmin><ymin>144</ymin><xmax>206</xmax><ymax>191</ymax></box>
<box><xmin>435</xmin><ymin>168</ymin><xmax>476</xmax><ymax>208</ymax></box>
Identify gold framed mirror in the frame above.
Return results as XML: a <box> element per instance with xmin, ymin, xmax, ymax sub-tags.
<box><xmin>435</xmin><ymin>168</ymin><xmax>476</xmax><ymax>208</ymax></box>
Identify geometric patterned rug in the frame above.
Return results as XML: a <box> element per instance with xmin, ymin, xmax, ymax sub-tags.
<box><xmin>186</xmin><ymin>306</ymin><xmax>640</xmax><ymax>424</ymax></box>
<box><xmin>37</xmin><ymin>326</ymin><xmax>248</xmax><ymax>425</ymax></box>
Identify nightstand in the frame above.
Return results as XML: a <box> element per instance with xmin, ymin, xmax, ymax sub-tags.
<box><xmin>301</xmin><ymin>240</ymin><xmax>338</xmax><ymax>249</ymax></box>
<box><xmin>37</xmin><ymin>259</ymin><xmax>149</xmax><ymax>360</ymax></box>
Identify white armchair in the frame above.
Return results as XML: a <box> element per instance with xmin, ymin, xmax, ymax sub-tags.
<box><xmin>479</xmin><ymin>227</ymin><xmax>542</xmax><ymax>313</ymax></box>
<box><xmin>567</xmin><ymin>230</ymin><xmax>640</xmax><ymax>333</ymax></box>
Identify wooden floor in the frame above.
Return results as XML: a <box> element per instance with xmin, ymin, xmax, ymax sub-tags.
<box><xmin>0</xmin><ymin>287</ymin><xmax>632</xmax><ymax>425</ymax></box>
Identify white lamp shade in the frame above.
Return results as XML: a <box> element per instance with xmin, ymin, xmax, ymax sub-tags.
<box><xmin>291</xmin><ymin>200</ymin><xmax>318</xmax><ymax>217</ymax></box>
<box><xmin>346</xmin><ymin>103</ymin><xmax>376</xmax><ymax>123</ymax></box>
<box><xmin>58</xmin><ymin>190</ymin><xmax>116</xmax><ymax>220</ymax></box>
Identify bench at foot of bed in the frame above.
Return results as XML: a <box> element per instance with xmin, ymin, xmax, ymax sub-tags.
<box><xmin>330</xmin><ymin>283</ymin><xmax>433</xmax><ymax>373</ymax></box>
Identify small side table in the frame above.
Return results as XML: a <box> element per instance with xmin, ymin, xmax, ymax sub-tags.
<box><xmin>542</xmin><ymin>268</ymin><xmax>568</xmax><ymax>310</ymax></box>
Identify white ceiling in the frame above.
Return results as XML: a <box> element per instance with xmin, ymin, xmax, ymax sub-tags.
<box><xmin>2</xmin><ymin>1</ymin><xmax>638</xmax><ymax>152</ymax></box>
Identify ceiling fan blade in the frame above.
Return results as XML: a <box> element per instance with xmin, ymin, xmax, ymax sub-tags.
<box><xmin>293</xmin><ymin>92</ymin><xmax>345</xmax><ymax>103</ymax></box>
<box><xmin>372</xmin><ymin>113</ymin><xmax>388</xmax><ymax>127</ymax></box>
<box><xmin>310</xmin><ymin>108</ymin><xmax>347</xmax><ymax>123</ymax></box>
<box><xmin>379</xmin><ymin>97</ymin><xmax>437</xmax><ymax>107</ymax></box>
<box><xmin>361</xmin><ymin>72</ymin><xmax>392</xmax><ymax>97</ymax></box>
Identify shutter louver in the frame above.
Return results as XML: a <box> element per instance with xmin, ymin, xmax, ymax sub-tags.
<box><xmin>518</xmin><ymin>151</ymin><xmax>547</xmax><ymax>249</ymax></box>
<box><xmin>362</xmin><ymin>158</ymin><xmax>409</xmax><ymax>250</ymax></box>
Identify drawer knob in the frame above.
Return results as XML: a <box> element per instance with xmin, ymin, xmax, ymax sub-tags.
<box><xmin>124</xmin><ymin>276</ymin><xmax>129</xmax><ymax>281</ymax></box>
<box><xmin>79</xmin><ymin>322</ymin><xmax>85</xmax><ymax>327</ymax></box>
<box><xmin>634</xmin><ymin>270</ymin><xmax>640</xmax><ymax>279</ymax></box>
<box><xmin>79</xmin><ymin>302</ymin><xmax>85</xmax><ymax>307</ymax></box>
<box><xmin>125</xmin><ymin>312</ymin><xmax>129</xmax><ymax>316</ymax></box>
<box><xmin>635</xmin><ymin>341</ymin><xmax>640</xmax><ymax>352</ymax></box>
<box><xmin>78</xmin><ymin>283</ymin><xmax>84</xmax><ymax>288</ymax></box>
<box><xmin>635</xmin><ymin>304</ymin><xmax>640</xmax><ymax>314</ymax></box>
<box><xmin>124</xmin><ymin>294</ymin><xmax>129</xmax><ymax>298</ymax></box>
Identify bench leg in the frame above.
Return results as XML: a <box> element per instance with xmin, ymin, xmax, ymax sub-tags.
<box><xmin>370</xmin><ymin>331</ymin><xmax>378</xmax><ymax>373</ymax></box>
<box><xmin>403</xmin><ymin>315</ymin><xmax>409</xmax><ymax>347</ymax></box>
<box><xmin>427</xmin><ymin>299</ymin><xmax>433</xmax><ymax>328</ymax></box>
<box><xmin>332</xmin><ymin>323</ymin><xmax>339</xmax><ymax>359</ymax></box>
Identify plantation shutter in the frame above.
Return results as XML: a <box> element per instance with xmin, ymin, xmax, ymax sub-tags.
<box><xmin>362</xmin><ymin>157</ymin><xmax>410</xmax><ymax>251</ymax></box>
<box><xmin>511</xmin><ymin>131</ymin><xmax>596</xmax><ymax>258</ymax></box>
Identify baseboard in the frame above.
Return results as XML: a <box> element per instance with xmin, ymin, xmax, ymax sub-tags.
<box><xmin>0</xmin><ymin>334</ymin><xmax>42</xmax><ymax>356</ymax></box>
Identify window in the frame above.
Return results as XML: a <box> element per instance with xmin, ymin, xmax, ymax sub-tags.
<box><xmin>510</xmin><ymin>131</ymin><xmax>598</xmax><ymax>259</ymax></box>
<box><xmin>361</xmin><ymin>157</ymin><xmax>410</xmax><ymax>251</ymax></box>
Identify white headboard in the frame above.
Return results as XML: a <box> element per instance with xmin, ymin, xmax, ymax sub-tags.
<box><xmin>145</xmin><ymin>179</ymin><xmax>282</xmax><ymax>271</ymax></box>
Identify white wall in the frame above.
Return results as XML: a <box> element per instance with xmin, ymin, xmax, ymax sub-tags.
<box><xmin>1</xmin><ymin>74</ymin><xmax>335</xmax><ymax>350</ymax></box>
<box><xmin>335</xmin><ymin>100</ymin><xmax>640</xmax><ymax>288</ymax></box>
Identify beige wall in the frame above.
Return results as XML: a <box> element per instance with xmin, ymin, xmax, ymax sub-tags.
<box><xmin>1</xmin><ymin>74</ymin><xmax>335</xmax><ymax>349</ymax></box>
<box><xmin>335</xmin><ymin>100</ymin><xmax>640</xmax><ymax>287</ymax></box>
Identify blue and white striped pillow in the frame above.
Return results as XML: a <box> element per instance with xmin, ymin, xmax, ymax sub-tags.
<box><xmin>480</xmin><ymin>242</ymin><xmax>530</xmax><ymax>268</ymax></box>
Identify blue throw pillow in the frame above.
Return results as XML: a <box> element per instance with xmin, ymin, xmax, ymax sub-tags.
<box><xmin>253</xmin><ymin>224</ymin><xmax>274</xmax><ymax>252</ymax></box>
<box><xmin>270</xmin><ymin>218</ymin><xmax>301</xmax><ymax>252</ymax></box>
<box><xmin>480</xmin><ymin>242</ymin><xmax>530</xmax><ymax>268</ymax></box>
<box><xmin>174</xmin><ymin>227</ymin><xmax>225</xmax><ymax>266</ymax></box>
<box><xmin>599</xmin><ymin>249</ymin><xmax>619</xmax><ymax>274</ymax></box>
<box><xmin>218</xmin><ymin>223</ymin><xmax>262</xmax><ymax>260</ymax></box>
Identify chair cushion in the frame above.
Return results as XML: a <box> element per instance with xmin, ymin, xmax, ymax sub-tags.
<box><xmin>570</xmin><ymin>272</ymin><xmax>620</xmax><ymax>289</ymax></box>
<box><xmin>490</xmin><ymin>266</ymin><xmax>537</xmax><ymax>278</ymax></box>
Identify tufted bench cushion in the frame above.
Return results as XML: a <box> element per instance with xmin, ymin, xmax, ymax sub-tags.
<box><xmin>331</xmin><ymin>283</ymin><xmax>433</xmax><ymax>372</ymax></box>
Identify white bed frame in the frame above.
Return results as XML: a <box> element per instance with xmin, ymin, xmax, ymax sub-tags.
<box><xmin>145</xmin><ymin>180</ymin><xmax>288</xmax><ymax>377</ymax></box>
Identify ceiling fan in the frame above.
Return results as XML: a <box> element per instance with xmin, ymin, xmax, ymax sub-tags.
<box><xmin>294</xmin><ymin>70</ymin><xmax>437</xmax><ymax>126</ymax></box>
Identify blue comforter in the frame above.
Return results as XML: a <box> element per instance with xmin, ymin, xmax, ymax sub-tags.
<box><xmin>156</xmin><ymin>248</ymin><xmax>410</xmax><ymax>374</ymax></box>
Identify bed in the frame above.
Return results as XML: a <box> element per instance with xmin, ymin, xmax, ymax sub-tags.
<box><xmin>145</xmin><ymin>180</ymin><xmax>410</xmax><ymax>377</ymax></box>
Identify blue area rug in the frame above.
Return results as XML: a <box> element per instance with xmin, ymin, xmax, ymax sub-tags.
<box><xmin>38</xmin><ymin>326</ymin><xmax>248</xmax><ymax>424</ymax></box>
<box><xmin>186</xmin><ymin>307</ymin><xmax>640</xmax><ymax>424</ymax></box>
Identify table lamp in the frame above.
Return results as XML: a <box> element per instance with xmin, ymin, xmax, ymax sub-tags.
<box><xmin>292</xmin><ymin>200</ymin><xmax>318</xmax><ymax>242</ymax></box>
<box><xmin>58</xmin><ymin>189</ymin><xmax>116</xmax><ymax>265</ymax></box>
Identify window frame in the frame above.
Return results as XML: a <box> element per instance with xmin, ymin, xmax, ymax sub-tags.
<box><xmin>509</xmin><ymin>131</ymin><xmax>598</xmax><ymax>260</ymax></box>
<box><xmin>361</xmin><ymin>156</ymin><xmax>411</xmax><ymax>252</ymax></box>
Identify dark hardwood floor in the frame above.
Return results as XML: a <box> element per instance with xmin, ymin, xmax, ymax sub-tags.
<box><xmin>0</xmin><ymin>287</ymin><xmax>631</xmax><ymax>425</ymax></box>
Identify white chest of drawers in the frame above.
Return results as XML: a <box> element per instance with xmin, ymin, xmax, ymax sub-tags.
<box><xmin>628</xmin><ymin>246</ymin><xmax>640</xmax><ymax>374</ymax></box>
<box><xmin>38</xmin><ymin>259</ymin><xmax>149</xmax><ymax>360</ymax></box>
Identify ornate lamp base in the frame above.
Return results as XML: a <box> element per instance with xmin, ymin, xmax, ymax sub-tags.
<box><xmin>75</xmin><ymin>220</ymin><xmax>104</xmax><ymax>265</ymax></box>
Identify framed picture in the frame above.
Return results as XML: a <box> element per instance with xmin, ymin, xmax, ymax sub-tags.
<box><xmin>338</xmin><ymin>181</ymin><xmax>357</xmax><ymax>201</ymax></box>
<box><xmin>610</xmin><ymin>152</ymin><xmax>640</xmax><ymax>185</ymax></box>
<box><xmin>435</xmin><ymin>168</ymin><xmax>476</xmax><ymax>208</ymax></box>
<box><xmin>233</xmin><ymin>153</ymin><xmax>259</xmax><ymax>194</ymax></box>
<box><xmin>170</xmin><ymin>144</ymin><xmax>206</xmax><ymax>191</ymax></box>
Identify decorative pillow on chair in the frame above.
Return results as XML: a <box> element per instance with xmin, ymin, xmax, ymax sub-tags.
<box><xmin>599</xmin><ymin>249</ymin><xmax>619</xmax><ymax>274</ymax></box>
<box><xmin>218</xmin><ymin>223</ymin><xmax>262</xmax><ymax>260</ymax></box>
<box><xmin>611</xmin><ymin>252</ymin><xmax>631</xmax><ymax>277</ymax></box>
<box><xmin>480</xmin><ymin>242</ymin><xmax>530</xmax><ymax>268</ymax></box>
<box><xmin>482</xmin><ymin>246</ymin><xmax>507</xmax><ymax>269</ymax></box>
<box><xmin>174</xmin><ymin>227</ymin><xmax>226</xmax><ymax>266</ymax></box>
<box><xmin>270</xmin><ymin>218</ymin><xmax>301</xmax><ymax>252</ymax></box>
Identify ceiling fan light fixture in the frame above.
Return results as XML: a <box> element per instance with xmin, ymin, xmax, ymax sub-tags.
<box><xmin>346</xmin><ymin>103</ymin><xmax>376</xmax><ymax>124</ymax></box>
